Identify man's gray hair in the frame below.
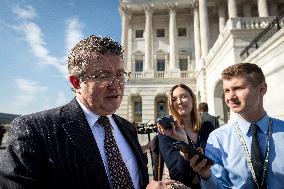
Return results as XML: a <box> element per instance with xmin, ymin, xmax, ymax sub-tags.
<box><xmin>67</xmin><ymin>35</ymin><xmax>124</xmax><ymax>77</ymax></box>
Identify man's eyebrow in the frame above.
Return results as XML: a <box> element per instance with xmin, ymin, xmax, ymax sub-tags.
<box><xmin>117</xmin><ymin>69</ymin><xmax>127</xmax><ymax>73</ymax></box>
<box><xmin>90</xmin><ymin>70</ymin><xmax>126</xmax><ymax>74</ymax></box>
<box><xmin>88</xmin><ymin>70</ymin><xmax>111</xmax><ymax>75</ymax></box>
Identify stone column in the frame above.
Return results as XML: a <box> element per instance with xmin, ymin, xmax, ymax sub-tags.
<box><xmin>153</xmin><ymin>54</ymin><xmax>157</xmax><ymax>71</ymax></box>
<box><xmin>199</xmin><ymin>0</ymin><xmax>209</xmax><ymax>57</ymax></box>
<box><xmin>144</xmin><ymin>6</ymin><xmax>153</xmax><ymax>71</ymax></box>
<box><xmin>169</xmin><ymin>5</ymin><xmax>177</xmax><ymax>70</ymax></box>
<box><xmin>141</xmin><ymin>94</ymin><xmax>155</xmax><ymax>124</ymax></box>
<box><xmin>258</xmin><ymin>0</ymin><xmax>269</xmax><ymax>17</ymax></box>
<box><xmin>218</xmin><ymin>2</ymin><xmax>226</xmax><ymax>33</ymax></box>
<box><xmin>192</xmin><ymin>1</ymin><xmax>201</xmax><ymax>64</ymax></box>
<box><xmin>120</xmin><ymin>6</ymin><xmax>130</xmax><ymax>71</ymax></box>
<box><xmin>187</xmin><ymin>55</ymin><xmax>192</xmax><ymax>71</ymax></box>
<box><xmin>228</xmin><ymin>0</ymin><xmax>238</xmax><ymax>18</ymax></box>
<box><xmin>165</xmin><ymin>54</ymin><xmax>168</xmax><ymax>69</ymax></box>
<box><xmin>127</xmin><ymin>27</ymin><xmax>133</xmax><ymax>73</ymax></box>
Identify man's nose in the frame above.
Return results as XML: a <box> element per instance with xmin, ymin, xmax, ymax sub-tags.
<box><xmin>226</xmin><ymin>91</ymin><xmax>237</xmax><ymax>100</ymax></box>
<box><xmin>108</xmin><ymin>76</ymin><xmax>120</xmax><ymax>88</ymax></box>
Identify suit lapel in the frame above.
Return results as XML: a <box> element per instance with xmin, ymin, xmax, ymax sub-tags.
<box><xmin>61</xmin><ymin>98</ymin><xmax>109</xmax><ymax>187</ymax></box>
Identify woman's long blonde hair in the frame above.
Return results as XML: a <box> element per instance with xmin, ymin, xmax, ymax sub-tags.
<box><xmin>168</xmin><ymin>84</ymin><xmax>201</xmax><ymax>133</ymax></box>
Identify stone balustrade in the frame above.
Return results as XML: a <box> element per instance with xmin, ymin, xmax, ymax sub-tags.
<box><xmin>132</xmin><ymin>70</ymin><xmax>194</xmax><ymax>79</ymax></box>
<box><xmin>206</xmin><ymin>16</ymin><xmax>277</xmax><ymax>65</ymax></box>
<box><xmin>154</xmin><ymin>71</ymin><xmax>165</xmax><ymax>78</ymax></box>
<box><xmin>229</xmin><ymin>16</ymin><xmax>276</xmax><ymax>30</ymax></box>
<box><xmin>134</xmin><ymin>72</ymin><xmax>143</xmax><ymax>78</ymax></box>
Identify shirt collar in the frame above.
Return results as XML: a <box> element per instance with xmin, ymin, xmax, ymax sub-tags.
<box><xmin>236</xmin><ymin>113</ymin><xmax>270</xmax><ymax>135</ymax></box>
<box><xmin>255</xmin><ymin>113</ymin><xmax>270</xmax><ymax>135</ymax></box>
<box><xmin>76</xmin><ymin>97</ymin><xmax>112</xmax><ymax>127</ymax></box>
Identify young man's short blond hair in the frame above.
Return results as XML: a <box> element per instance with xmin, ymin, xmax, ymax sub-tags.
<box><xmin>221</xmin><ymin>63</ymin><xmax>265</xmax><ymax>86</ymax></box>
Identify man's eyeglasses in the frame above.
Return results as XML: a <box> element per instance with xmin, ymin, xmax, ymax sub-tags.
<box><xmin>81</xmin><ymin>71</ymin><xmax>131</xmax><ymax>87</ymax></box>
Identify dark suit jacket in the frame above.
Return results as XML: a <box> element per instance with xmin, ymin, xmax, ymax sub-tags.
<box><xmin>200</xmin><ymin>112</ymin><xmax>220</xmax><ymax>129</ymax></box>
<box><xmin>0</xmin><ymin>98</ymin><xmax>149</xmax><ymax>189</ymax></box>
<box><xmin>158</xmin><ymin>122</ymin><xmax>214</xmax><ymax>188</ymax></box>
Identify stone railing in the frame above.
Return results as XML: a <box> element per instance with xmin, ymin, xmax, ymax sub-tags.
<box><xmin>206</xmin><ymin>16</ymin><xmax>277</xmax><ymax>65</ymax></box>
<box><xmin>134</xmin><ymin>112</ymin><xmax>142</xmax><ymax>117</ymax></box>
<box><xmin>181</xmin><ymin>71</ymin><xmax>188</xmax><ymax>77</ymax></box>
<box><xmin>154</xmin><ymin>71</ymin><xmax>165</xmax><ymax>78</ymax></box>
<box><xmin>132</xmin><ymin>70</ymin><xmax>195</xmax><ymax>79</ymax></box>
<box><xmin>229</xmin><ymin>16</ymin><xmax>276</xmax><ymax>30</ymax></box>
<box><xmin>134</xmin><ymin>72</ymin><xmax>143</xmax><ymax>78</ymax></box>
<box><xmin>240</xmin><ymin>14</ymin><xmax>284</xmax><ymax>59</ymax></box>
<box><xmin>181</xmin><ymin>71</ymin><xmax>195</xmax><ymax>78</ymax></box>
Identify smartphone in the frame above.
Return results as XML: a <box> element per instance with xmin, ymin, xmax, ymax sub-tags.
<box><xmin>173</xmin><ymin>141</ymin><xmax>215</xmax><ymax>166</ymax></box>
<box><xmin>157</xmin><ymin>115</ymin><xmax>175</xmax><ymax>130</ymax></box>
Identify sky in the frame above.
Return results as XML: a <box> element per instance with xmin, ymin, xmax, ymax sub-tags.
<box><xmin>0</xmin><ymin>0</ymin><xmax>122</xmax><ymax>115</ymax></box>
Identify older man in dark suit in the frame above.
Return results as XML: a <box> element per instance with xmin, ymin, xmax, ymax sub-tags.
<box><xmin>0</xmin><ymin>35</ymin><xmax>149</xmax><ymax>189</ymax></box>
<box><xmin>198</xmin><ymin>102</ymin><xmax>220</xmax><ymax>129</ymax></box>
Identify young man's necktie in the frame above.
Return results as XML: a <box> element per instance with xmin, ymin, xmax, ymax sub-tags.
<box><xmin>250</xmin><ymin>123</ymin><xmax>266</xmax><ymax>189</ymax></box>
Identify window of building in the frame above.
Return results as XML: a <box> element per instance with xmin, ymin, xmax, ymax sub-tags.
<box><xmin>134</xmin><ymin>101</ymin><xmax>142</xmax><ymax>114</ymax></box>
<box><xmin>157</xmin><ymin>59</ymin><xmax>165</xmax><ymax>71</ymax></box>
<box><xmin>135</xmin><ymin>30</ymin><xmax>144</xmax><ymax>38</ymax></box>
<box><xmin>178</xmin><ymin>28</ymin><xmax>187</xmax><ymax>37</ymax></box>
<box><xmin>157</xmin><ymin>99</ymin><xmax>167</xmax><ymax>118</ymax></box>
<box><xmin>134</xmin><ymin>101</ymin><xmax>142</xmax><ymax>122</ymax></box>
<box><xmin>179</xmin><ymin>58</ymin><xmax>188</xmax><ymax>71</ymax></box>
<box><xmin>156</xmin><ymin>29</ymin><xmax>165</xmax><ymax>37</ymax></box>
<box><xmin>135</xmin><ymin>60</ymin><xmax>143</xmax><ymax>72</ymax></box>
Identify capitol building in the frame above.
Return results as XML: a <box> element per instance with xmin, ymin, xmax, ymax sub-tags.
<box><xmin>116</xmin><ymin>0</ymin><xmax>284</xmax><ymax>126</ymax></box>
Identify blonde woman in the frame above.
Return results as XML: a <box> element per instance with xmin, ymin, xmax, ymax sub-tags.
<box><xmin>158</xmin><ymin>84</ymin><xmax>214</xmax><ymax>189</ymax></box>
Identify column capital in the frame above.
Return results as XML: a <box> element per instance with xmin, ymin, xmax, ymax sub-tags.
<box><xmin>190</xmin><ymin>0</ymin><xmax>199</xmax><ymax>9</ymax></box>
<box><xmin>167</xmin><ymin>2</ymin><xmax>178</xmax><ymax>11</ymax></box>
<box><xmin>119</xmin><ymin>5</ymin><xmax>132</xmax><ymax>20</ymax></box>
<box><xmin>119</xmin><ymin>5</ymin><xmax>128</xmax><ymax>13</ymax></box>
<box><xmin>143</xmin><ymin>4</ymin><xmax>154</xmax><ymax>14</ymax></box>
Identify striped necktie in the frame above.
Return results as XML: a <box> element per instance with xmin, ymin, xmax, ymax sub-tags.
<box><xmin>250</xmin><ymin>123</ymin><xmax>266</xmax><ymax>188</ymax></box>
<box><xmin>97</xmin><ymin>116</ymin><xmax>135</xmax><ymax>189</ymax></box>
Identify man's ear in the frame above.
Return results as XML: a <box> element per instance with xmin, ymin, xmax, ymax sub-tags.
<box><xmin>259</xmin><ymin>82</ymin><xmax>267</xmax><ymax>96</ymax></box>
<box><xmin>69</xmin><ymin>75</ymin><xmax>80</xmax><ymax>90</ymax></box>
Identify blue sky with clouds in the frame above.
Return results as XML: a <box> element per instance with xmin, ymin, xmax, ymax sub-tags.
<box><xmin>0</xmin><ymin>0</ymin><xmax>122</xmax><ymax>115</ymax></box>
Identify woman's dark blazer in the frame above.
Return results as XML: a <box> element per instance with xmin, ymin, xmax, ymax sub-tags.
<box><xmin>0</xmin><ymin>98</ymin><xmax>149</xmax><ymax>189</ymax></box>
<box><xmin>158</xmin><ymin>122</ymin><xmax>214</xmax><ymax>188</ymax></box>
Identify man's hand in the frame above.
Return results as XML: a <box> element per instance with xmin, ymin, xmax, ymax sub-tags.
<box><xmin>146</xmin><ymin>180</ymin><xmax>191</xmax><ymax>189</ymax></box>
<box><xmin>188</xmin><ymin>147</ymin><xmax>212</xmax><ymax>180</ymax></box>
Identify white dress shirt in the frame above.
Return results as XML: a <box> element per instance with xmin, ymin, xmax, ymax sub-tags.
<box><xmin>76</xmin><ymin>98</ymin><xmax>140</xmax><ymax>189</ymax></box>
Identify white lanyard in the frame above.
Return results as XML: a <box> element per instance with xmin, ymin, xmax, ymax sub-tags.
<box><xmin>234</xmin><ymin>118</ymin><xmax>272</xmax><ymax>189</ymax></box>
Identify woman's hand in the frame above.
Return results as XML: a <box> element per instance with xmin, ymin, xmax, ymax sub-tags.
<box><xmin>157</xmin><ymin>121</ymin><xmax>188</xmax><ymax>143</ymax></box>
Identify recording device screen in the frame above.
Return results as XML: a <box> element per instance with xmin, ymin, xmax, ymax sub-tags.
<box><xmin>173</xmin><ymin>141</ymin><xmax>215</xmax><ymax>166</ymax></box>
<box><xmin>157</xmin><ymin>115</ymin><xmax>175</xmax><ymax>130</ymax></box>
